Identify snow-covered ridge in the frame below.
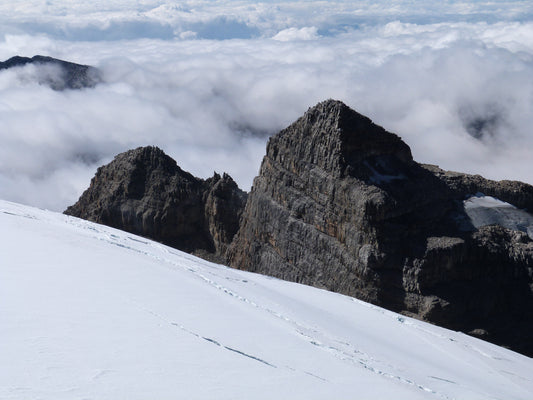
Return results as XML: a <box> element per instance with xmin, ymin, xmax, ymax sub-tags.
<box><xmin>1</xmin><ymin>199</ymin><xmax>532</xmax><ymax>399</ymax></box>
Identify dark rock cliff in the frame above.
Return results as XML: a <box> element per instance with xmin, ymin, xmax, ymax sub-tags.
<box><xmin>64</xmin><ymin>146</ymin><xmax>246</xmax><ymax>262</ymax></box>
<box><xmin>0</xmin><ymin>55</ymin><xmax>101</xmax><ymax>90</ymax></box>
<box><xmin>226</xmin><ymin>99</ymin><xmax>533</xmax><ymax>356</ymax></box>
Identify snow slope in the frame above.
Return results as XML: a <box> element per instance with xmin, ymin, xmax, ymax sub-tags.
<box><xmin>1</xmin><ymin>199</ymin><xmax>532</xmax><ymax>400</ymax></box>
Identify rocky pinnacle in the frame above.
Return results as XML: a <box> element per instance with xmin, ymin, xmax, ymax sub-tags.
<box><xmin>65</xmin><ymin>146</ymin><xmax>247</xmax><ymax>262</ymax></box>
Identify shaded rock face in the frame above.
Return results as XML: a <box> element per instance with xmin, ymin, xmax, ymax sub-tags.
<box><xmin>204</xmin><ymin>172</ymin><xmax>248</xmax><ymax>257</ymax></box>
<box><xmin>227</xmin><ymin>99</ymin><xmax>533</xmax><ymax>356</ymax></box>
<box><xmin>0</xmin><ymin>55</ymin><xmax>101</xmax><ymax>90</ymax></box>
<box><xmin>65</xmin><ymin>147</ymin><xmax>246</xmax><ymax>262</ymax></box>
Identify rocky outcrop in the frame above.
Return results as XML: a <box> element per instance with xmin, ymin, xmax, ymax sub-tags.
<box><xmin>0</xmin><ymin>55</ymin><xmax>101</xmax><ymax>90</ymax></box>
<box><xmin>227</xmin><ymin>99</ymin><xmax>533</xmax><ymax>356</ymax></box>
<box><xmin>423</xmin><ymin>164</ymin><xmax>533</xmax><ymax>212</ymax></box>
<box><xmin>203</xmin><ymin>172</ymin><xmax>248</xmax><ymax>258</ymax></box>
<box><xmin>64</xmin><ymin>146</ymin><xmax>246</xmax><ymax>262</ymax></box>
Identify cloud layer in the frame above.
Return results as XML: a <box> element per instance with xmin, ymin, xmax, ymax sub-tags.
<box><xmin>1</xmin><ymin>1</ymin><xmax>533</xmax><ymax>211</ymax></box>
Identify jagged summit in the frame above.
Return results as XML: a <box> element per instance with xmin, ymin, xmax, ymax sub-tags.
<box><xmin>65</xmin><ymin>146</ymin><xmax>246</xmax><ymax>261</ymax></box>
<box><xmin>268</xmin><ymin>99</ymin><xmax>413</xmax><ymax>179</ymax></box>
<box><xmin>105</xmin><ymin>146</ymin><xmax>198</xmax><ymax>195</ymax></box>
<box><xmin>0</xmin><ymin>55</ymin><xmax>101</xmax><ymax>90</ymax></box>
<box><xmin>119</xmin><ymin>145</ymin><xmax>174</xmax><ymax>164</ymax></box>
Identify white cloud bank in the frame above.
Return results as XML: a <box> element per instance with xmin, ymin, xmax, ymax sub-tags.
<box><xmin>273</xmin><ymin>27</ymin><xmax>319</xmax><ymax>41</ymax></box>
<box><xmin>0</xmin><ymin>1</ymin><xmax>532</xmax><ymax>211</ymax></box>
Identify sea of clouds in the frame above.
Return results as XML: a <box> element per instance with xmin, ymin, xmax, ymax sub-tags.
<box><xmin>0</xmin><ymin>0</ymin><xmax>532</xmax><ymax>211</ymax></box>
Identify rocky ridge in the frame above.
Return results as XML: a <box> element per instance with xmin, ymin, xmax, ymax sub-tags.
<box><xmin>66</xmin><ymin>100</ymin><xmax>533</xmax><ymax>356</ymax></box>
<box><xmin>0</xmin><ymin>55</ymin><xmax>101</xmax><ymax>90</ymax></box>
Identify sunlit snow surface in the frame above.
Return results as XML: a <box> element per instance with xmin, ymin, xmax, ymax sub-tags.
<box><xmin>1</xmin><ymin>199</ymin><xmax>533</xmax><ymax>400</ymax></box>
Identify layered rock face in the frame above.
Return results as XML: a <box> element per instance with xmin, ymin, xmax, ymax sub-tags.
<box><xmin>65</xmin><ymin>146</ymin><xmax>246</xmax><ymax>262</ymax></box>
<box><xmin>227</xmin><ymin>100</ymin><xmax>533</xmax><ymax>356</ymax></box>
<box><xmin>0</xmin><ymin>55</ymin><xmax>101</xmax><ymax>90</ymax></box>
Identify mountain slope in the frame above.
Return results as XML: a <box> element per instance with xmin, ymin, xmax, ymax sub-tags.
<box><xmin>1</xmin><ymin>199</ymin><xmax>532</xmax><ymax>399</ymax></box>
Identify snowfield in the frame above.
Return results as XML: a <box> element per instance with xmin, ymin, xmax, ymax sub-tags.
<box><xmin>1</xmin><ymin>199</ymin><xmax>532</xmax><ymax>400</ymax></box>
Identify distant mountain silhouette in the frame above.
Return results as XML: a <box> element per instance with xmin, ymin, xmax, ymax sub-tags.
<box><xmin>0</xmin><ymin>55</ymin><xmax>101</xmax><ymax>90</ymax></box>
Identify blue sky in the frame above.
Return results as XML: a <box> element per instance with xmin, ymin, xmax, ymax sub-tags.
<box><xmin>1</xmin><ymin>1</ymin><xmax>533</xmax><ymax>210</ymax></box>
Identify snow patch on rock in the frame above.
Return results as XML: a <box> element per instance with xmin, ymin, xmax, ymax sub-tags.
<box><xmin>464</xmin><ymin>193</ymin><xmax>533</xmax><ymax>239</ymax></box>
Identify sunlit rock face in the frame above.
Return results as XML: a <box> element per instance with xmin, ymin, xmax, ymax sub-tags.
<box><xmin>0</xmin><ymin>55</ymin><xmax>101</xmax><ymax>90</ymax></box>
<box><xmin>227</xmin><ymin>99</ymin><xmax>533</xmax><ymax>356</ymax></box>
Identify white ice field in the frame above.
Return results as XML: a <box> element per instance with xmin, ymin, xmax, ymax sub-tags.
<box><xmin>1</xmin><ymin>199</ymin><xmax>533</xmax><ymax>400</ymax></box>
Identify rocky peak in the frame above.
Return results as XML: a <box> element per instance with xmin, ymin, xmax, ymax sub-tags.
<box><xmin>65</xmin><ymin>146</ymin><xmax>246</xmax><ymax>261</ymax></box>
<box><xmin>0</xmin><ymin>55</ymin><xmax>101</xmax><ymax>90</ymax></box>
<box><xmin>103</xmin><ymin>146</ymin><xmax>198</xmax><ymax>200</ymax></box>
<box><xmin>120</xmin><ymin>145</ymin><xmax>178</xmax><ymax>170</ymax></box>
<box><xmin>267</xmin><ymin>100</ymin><xmax>413</xmax><ymax>180</ymax></box>
<box><xmin>228</xmin><ymin>99</ymin><xmax>533</xmax><ymax>356</ymax></box>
